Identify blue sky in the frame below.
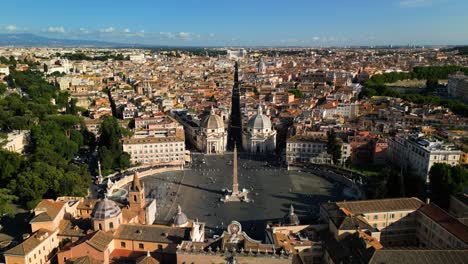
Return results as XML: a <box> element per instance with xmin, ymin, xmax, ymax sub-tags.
<box><xmin>1</xmin><ymin>0</ymin><xmax>467</xmax><ymax>46</ymax></box>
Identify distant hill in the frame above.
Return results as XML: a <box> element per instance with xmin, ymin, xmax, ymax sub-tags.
<box><xmin>0</xmin><ymin>33</ymin><xmax>146</xmax><ymax>48</ymax></box>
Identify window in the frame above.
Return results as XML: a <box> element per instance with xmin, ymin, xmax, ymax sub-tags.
<box><xmin>99</xmin><ymin>223</ymin><xmax>102</xmax><ymax>230</ymax></box>
<box><xmin>121</xmin><ymin>242</ymin><xmax>126</xmax><ymax>248</ymax></box>
<box><xmin>374</xmin><ymin>215</ymin><xmax>378</xmax><ymax>220</ymax></box>
<box><xmin>109</xmin><ymin>222</ymin><xmax>114</xmax><ymax>229</ymax></box>
<box><xmin>390</xmin><ymin>213</ymin><xmax>395</xmax><ymax>219</ymax></box>
<box><xmin>139</xmin><ymin>243</ymin><xmax>144</xmax><ymax>249</ymax></box>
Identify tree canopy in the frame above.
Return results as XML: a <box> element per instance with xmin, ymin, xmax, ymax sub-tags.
<box><xmin>429</xmin><ymin>163</ymin><xmax>468</xmax><ymax>209</ymax></box>
<box><xmin>327</xmin><ymin>129</ymin><xmax>342</xmax><ymax>164</ymax></box>
<box><xmin>0</xmin><ymin>69</ymin><xmax>93</xmax><ymax>210</ymax></box>
<box><xmin>360</xmin><ymin>65</ymin><xmax>468</xmax><ymax>117</ymax></box>
<box><xmin>97</xmin><ymin>116</ymin><xmax>131</xmax><ymax>174</ymax></box>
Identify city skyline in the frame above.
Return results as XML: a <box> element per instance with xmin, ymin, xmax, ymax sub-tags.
<box><xmin>1</xmin><ymin>0</ymin><xmax>468</xmax><ymax>46</ymax></box>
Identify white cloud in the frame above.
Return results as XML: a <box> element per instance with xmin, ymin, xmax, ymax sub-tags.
<box><xmin>100</xmin><ymin>27</ymin><xmax>116</xmax><ymax>33</ymax></box>
<box><xmin>47</xmin><ymin>26</ymin><xmax>65</xmax><ymax>33</ymax></box>
<box><xmin>5</xmin><ymin>25</ymin><xmax>17</xmax><ymax>31</ymax></box>
<box><xmin>79</xmin><ymin>27</ymin><xmax>90</xmax><ymax>34</ymax></box>
<box><xmin>123</xmin><ymin>28</ymin><xmax>130</xmax><ymax>33</ymax></box>
<box><xmin>399</xmin><ymin>0</ymin><xmax>432</xmax><ymax>7</ymax></box>
<box><xmin>178</xmin><ymin>32</ymin><xmax>191</xmax><ymax>39</ymax></box>
<box><xmin>312</xmin><ymin>36</ymin><xmax>320</xmax><ymax>41</ymax></box>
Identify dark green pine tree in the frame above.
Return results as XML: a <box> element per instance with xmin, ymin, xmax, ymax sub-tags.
<box><xmin>327</xmin><ymin>129</ymin><xmax>342</xmax><ymax>165</ymax></box>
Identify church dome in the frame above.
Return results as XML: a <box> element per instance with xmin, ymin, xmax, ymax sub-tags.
<box><xmin>173</xmin><ymin>205</ymin><xmax>188</xmax><ymax>226</ymax></box>
<box><xmin>247</xmin><ymin>105</ymin><xmax>272</xmax><ymax>130</ymax></box>
<box><xmin>92</xmin><ymin>198</ymin><xmax>122</xmax><ymax>220</ymax></box>
<box><xmin>201</xmin><ymin>108</ymin><xmax>224</xmax><ymax>130</ymax></box>
<box><xmin>283</xmin><ymin>205</ymin><xmax>300</xmax><ymax>226</ymax></box>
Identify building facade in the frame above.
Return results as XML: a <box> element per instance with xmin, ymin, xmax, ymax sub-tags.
<box><xmin>447</xmin><ymin>72</ymin><xmax>468</xmax><ymax>102</ymax></box>
<box><xmin>388</xmin><ymin>134</ymin><xmax>462</xmax><ymax>182</ymax></box>
<box><xmin>197</xmin><ymin>108</ymin><xmax>227</xmax><ymax>154</ymax></box>
<box><xmin>242</xmin><ymin>105</ymin><xmax>276</xmax><ymax>153</ymax></box>
<box><xmin>122</xmin><ymin>137</ymin><xmax>186</xmax><ymax>166</ymax></box>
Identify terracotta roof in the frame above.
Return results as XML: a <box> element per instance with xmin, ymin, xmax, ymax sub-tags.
<box><xmin>369</xmin><ymin>249</ymin><xmax>468</xmax><ymax>264</ymax></box>
<box><xmin>84</xmin><ymin>231</ymin><xmax>113</xmax><ymax>252</ymax></box>
<box><xmin>67</xmin><ymin>256</ymin><xmax>102</xmax><ymax>264</ymax></box>
<box><xmin>418</xmin><ymin>204</ymin><xmax>468</xmax><ymax>244</ymax></box>
<box><xmin>136</xmin><ymin>254</ymin><xmax>160</xmax><ymax>264</ymax></box>
<box><xmin>77</xmin><ymin>199</ymin><xmax>98</xmax><ymax>210</ymax></box>
<box><xmin>4</xmin><ymin>229</ymin><xmax>56</xmax><ymax>256</ymax></box>
<box><xmin>30</xmin><ymin>199</ymin><xmax>65</xmax><ymax>223</ymax></box>
<box><xmin>336</xmin><ymin>197</ymin><xmax>424</xmax><ymax>214</ymax></box>
<box><xmin>58</xmin><ymin>219</ymin><xmax>92</xmax><ymax>237</ymax></box>
<box><xmin>114</xmin><ymin>224</ymin><xmax>190</xmax><ymax>244</ymax></box>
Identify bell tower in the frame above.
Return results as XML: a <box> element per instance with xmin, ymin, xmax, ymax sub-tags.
<box><xmin>129</xmin><ymin>171</ymin><xmax>145</xmax><ymax>211</ymax></box>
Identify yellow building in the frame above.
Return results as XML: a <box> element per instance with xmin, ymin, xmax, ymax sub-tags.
<box><xmin>4</xmin><ymin>229</ymin><xmax>59</xmax><ymax>264</ymax></box>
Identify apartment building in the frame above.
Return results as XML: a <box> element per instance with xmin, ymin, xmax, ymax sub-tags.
<box><xmin>0</xmin><ymin>64</ymin><xmax>10</xmax><ymax>76</ymax></box>
<box><xmin>133</xmin><ymin>116</ymin><xmax>184</xmax><ymax>139</ymax></box>
<box><xmin>449</xmin><ymin>194</ymin><xmax>468</xmax><ymax>225</ymax></box>
<box><xmin>286</xmin><ymin>135</ymin><xmax>349</xmax><ymax>165</ymax></box>
<box><xmin>4</xmin><ymin>229</ymin><xmax>60</xmax><ymax>264</ymax></box>
<box><xmin>324</xmin><ymin>102</ymin><xmax>360</xmax><ymax>119</ymax></box>
<box><xmin>417</xmin><ymin>203</ymin><xmax>468</xmax><ymax>249</ymax></box>
<box><xmin>122</xmin><ymin>137</ymin><xmax>186</xmax><ymax>166</ymax></box>
<box><xmin>447</xmin><ymin>72</ymin><xmax>468</xmax><ymax>102</ymax></box>
<box><xmin>321</xmin><ymin>198</ymin><xmax>425</xmax><ymax>246</ymax></box>
<box><xmin>286</xmin><ymin>136</ymin><xmax>328</xmax><ymax>164</ymax></box>
<box><xmin>388</xmin><ymin>134</ymin><xmax>462</xmax><ymax>182</ymax></box>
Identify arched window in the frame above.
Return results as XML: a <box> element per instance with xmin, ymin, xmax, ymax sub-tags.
<box><xmin>134</xmin><ymin>195</ymin><xmax>137</xmax><ymax>202</ymax></box>
<box><xmin>109</xmin><ymin>222</ymin><xmax>114</xmax><ymax>229</ymax></box>
<box><xmin>98</xmin><ymin>223</ymin><xmax>102</xmax><ymax>230</ymax></box>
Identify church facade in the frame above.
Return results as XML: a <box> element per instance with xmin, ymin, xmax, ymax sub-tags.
<box><xmin>195</xmin><ymin>107</ymin><xmax>227</xmax><ymax>154</ymax></box>
<box><xmin>242</xmin><ymin>105</ymin><xmax>276</xmax><ymax>153</ymax></box>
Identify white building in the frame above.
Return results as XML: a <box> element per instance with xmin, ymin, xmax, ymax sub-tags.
<box><xmin>286</xmin><ymin>135</ymin><xmax>349</xmax><ymax>165</ymax></box>
<box><xmin>196</xmin><ymin>108</ymin><xmax>227</xmax><ymax>154</ymax></box>
<box><xmin>242</xmin><ymin>105</ymin><xmax>276</xmax><ymax>153</ymax></box>
<box><xmin>286</xmin><ymin>135</ymin><xmax>328</xmax><ymax>164</ymax></box>
<box><xmin>388</xmin><ymin>134</ymin><xmax>462</xmax><ymax>182</ymax></box>
<box><xmin>0</xmin><ymin>64</ymin><xmax>10</xmax><ymax>76</ymax></box>
<box><xmin>1</xmin><ymin>130</ymin><xmax>29</xmax><ymax>154</ymax></box>
<box><xmin>322</xmin><ymin>102</ymin><xmax>360</xmax><ymax>119</ymax></box>
<box><xmin>257</xmin><ymin>59</ymin><xmax>266</xmax><ymax>74</ymax></box>
<box><xmin>122</xmin><ymin>137</ymin><xmax>186</xmax><ymax>166</ymax></box>
<box><xmin>48</xmin><ymin>59</ymin><xmax>72</xmax><ymax>74</ymax></box>
<box><xmin>227</xmin><ymin>49</ymin><xmax>247</xmax><ymax>60</ymax></box>
<box><xmin>129</xmin><ymin>54</ymin><xmax>146</xmax><ymax>63</ymax></box>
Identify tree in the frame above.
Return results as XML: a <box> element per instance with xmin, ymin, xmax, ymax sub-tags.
<box><xmin>288</xmin><ymin>88</ymin><xmax>304</xmax><ymax>98</ymax></box>
<box><xmin>429</xmin><ymin>164</ymin><xmax>468</xmax><ymax>209</ymax></box>
<box><xmin>0</xmin><ymin>83</ymin><xmax>6</xmax><ymax>95</ymax></box>
<box><xmin>426</xmin><ymin>78</ymin><xmax>438</xmax><ymax>93</ymax></box>
<box><xmin>66</xmin><ymin>98</ymin><xmax>78</xmax><ymax>115</ymax></box>
<box><xmin>97</xmin><ymin>116</ymin><xmax>131</xmax><ymax>173</ymax></box>
<box><xmin>43</xmin><ymin>63</ymin><xmax>48</xmax><ymax>73</ymax></box>
<box><xmin>327</xmin><ymin>129</ymin><xmax>342</xmax><ymax>164</ymax></box>
<box><xmin>0</xmin><ymin>188</ymin><xmax>16</xmax><ymax>216</ymax></box>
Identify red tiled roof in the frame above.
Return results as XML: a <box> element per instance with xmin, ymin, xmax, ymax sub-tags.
<box><xmin>418</xmin><ymin>204</ymin><xmax>468</xmax><ymax>244</ymax></box>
